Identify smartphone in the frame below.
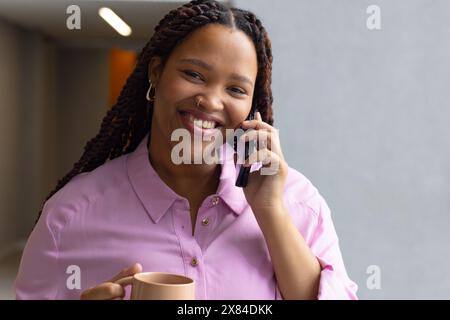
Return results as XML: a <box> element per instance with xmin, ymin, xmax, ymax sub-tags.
<box><xmin>234</xmin><ymin>102</ymin><xmax>257</xmax><ymax>188</ymax></box>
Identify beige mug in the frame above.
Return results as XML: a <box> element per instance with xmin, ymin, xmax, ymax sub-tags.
<box><xmin>115</xmin><ymin>272</ymin><xmax>195</xmax><ymax>300</ymax></box>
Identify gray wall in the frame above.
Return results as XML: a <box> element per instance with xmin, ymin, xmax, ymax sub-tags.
<box><xmin>0</xmin><ymin>18</ymin><xmax>23</xmax><ymax>252</ymax></box>
<box><xmin>0</xmin><ymin>20</ymin><xmax>58</xmax><ymax>248</ymax></box>
<box><xmin>234</xmin><ymin>0</ymin><xmax>450</xmax><ymax>299</ymax></box>
<box><xmin>56</xmin><ymin>47</ymin><xmax>109</xmax><ymax>178</ymax></box>
<box><xmin>20</xmin><ymin>31</ymin><xmax>59</xmax><ymax>241</ymax></box>
<box><xmin>0</xmin><ymin>17</ymin><xmax>109</xmax><ymax>254</ymax></box>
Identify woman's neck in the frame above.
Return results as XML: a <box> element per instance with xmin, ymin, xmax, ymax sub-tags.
<box><xmin>148</xmin><ymin>129</ymin><xmax>221</xmax><ymax>204</ymax></box>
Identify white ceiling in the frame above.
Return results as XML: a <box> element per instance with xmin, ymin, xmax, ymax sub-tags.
<box><xmin>0</xmin><ymin>0</ymin><xmax>229</xmax><ymax>48</ymax></box>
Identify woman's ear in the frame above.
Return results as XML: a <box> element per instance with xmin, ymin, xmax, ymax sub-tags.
<box><xmin>148</xmin><ymin>56</ymin><xmax>163</xmax><ymax>86</ymax></box>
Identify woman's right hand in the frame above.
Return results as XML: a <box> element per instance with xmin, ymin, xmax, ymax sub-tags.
<box><xmin>80</xmin><ymin>263</ymin><xmax>142</xmax><ymax>300</ymax></box>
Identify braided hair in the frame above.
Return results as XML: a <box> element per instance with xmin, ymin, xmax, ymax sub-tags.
<box><xmin>35</xmin><ymin>0</ymin><xmax>273</xmax><ymax>224</ymax></box>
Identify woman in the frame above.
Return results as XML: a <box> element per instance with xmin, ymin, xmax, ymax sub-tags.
<box><xmin>15</xmin><ymin>0</ymin><xmax>358</xmax><ymax>300</ymax></box>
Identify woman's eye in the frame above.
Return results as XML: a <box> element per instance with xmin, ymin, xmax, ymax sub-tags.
<box><xmin>183</xmin><ymin>70</ymin><xmax>203</xmax><ymax>81</ymax></box>
<box><xmin>229</xmin><ymin>87</ymin><xmax>246</xmax><ymax>95</ymax></box>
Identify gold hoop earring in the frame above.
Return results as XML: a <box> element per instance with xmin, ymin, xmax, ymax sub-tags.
<box><xmin>146</xmin><ymin>81</ymin><xmax>155</xmax><ymax>101</ymax></box>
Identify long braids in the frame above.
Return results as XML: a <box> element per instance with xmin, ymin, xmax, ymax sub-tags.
<box><xmin>35</xmin><ymin>0</ymin><xmax>274</xmax><ymax>224</ymax></box>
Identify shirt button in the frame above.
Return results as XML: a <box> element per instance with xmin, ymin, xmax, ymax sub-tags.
<box><xmin>190</xmin><ymin>257</ymin><xmax>199</xmax><ymax>267</ymax></box>
<box><xmin>211</xmin><ymin>196</ymin><xmax>219</xmax><ymax>205</ymax></box>
<box><xmin>201</xmin><ymin>217</ymin><xmax>210</xmax><ymax>226</ymax></box>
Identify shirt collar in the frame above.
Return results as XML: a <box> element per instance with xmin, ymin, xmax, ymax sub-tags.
<box><xmin>126</xmin><ymin>133</ymin><xmax>248</xmax><ymax>224</ymax></box>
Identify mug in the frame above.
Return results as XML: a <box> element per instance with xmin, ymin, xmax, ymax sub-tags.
<box><xmin>115</xmin><ymin>272</ymin><xmax>195</xmax><ymax>300</ymax></box>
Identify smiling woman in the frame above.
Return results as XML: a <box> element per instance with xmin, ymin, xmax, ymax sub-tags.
<box><xmin>147</xmin><ymin>22</ymin><xmax>258</xmax><ymax>174</ymax></box>
<box><xmin>14</xmin><ymin>0</ymin><xmax>358</xmax><ymax>300</ymax></box>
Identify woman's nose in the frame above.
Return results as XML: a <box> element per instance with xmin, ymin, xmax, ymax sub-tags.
<box><xmin>195</xmin><ymin>91</ymin><xmax>223</xmax><ymax>113</ymax></box>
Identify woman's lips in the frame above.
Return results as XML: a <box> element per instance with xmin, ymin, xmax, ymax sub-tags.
<box><xmin>179</xmin><ymin>108</ymin><xmax>224</xmax><ymax>126</ymax></box>
<box><xmin>178</xmin><ymin>110</ymin><xmax>222</xmax><ymax>137</ymax></box>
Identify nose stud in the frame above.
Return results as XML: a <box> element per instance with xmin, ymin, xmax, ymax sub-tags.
<box><xmin>195</xmin><ymin>96</ymin><xmax>202</xmax><ymax>108</ymax></box>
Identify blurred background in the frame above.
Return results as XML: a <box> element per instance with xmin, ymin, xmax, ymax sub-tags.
<box><xmin>0</xmin><ymin>0</ymin><xmax>449</xmax><ymax>299</ymax></box>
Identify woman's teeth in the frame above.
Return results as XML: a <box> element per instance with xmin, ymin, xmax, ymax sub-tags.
<box><xmin>188</xmin><ymin>114</ymin><xmax>218</xmax><ymax>129</ymax></box>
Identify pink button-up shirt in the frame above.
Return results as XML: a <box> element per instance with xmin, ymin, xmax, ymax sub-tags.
<box><xmin>15</xmin><ymin>133</ymin><xmax>358</xmax><ymax>300</ymax></box>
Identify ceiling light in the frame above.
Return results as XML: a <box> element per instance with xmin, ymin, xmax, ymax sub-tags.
<box><xmin>98</xmin><ymin>7</ymin><xmax>132</xmax><ymax>37</ymax></box>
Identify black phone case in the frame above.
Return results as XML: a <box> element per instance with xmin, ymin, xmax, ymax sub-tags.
<box><xmin>234</xmin><ymin>104</ymin><xmax>257</xmax><ymax>188</ymax></box>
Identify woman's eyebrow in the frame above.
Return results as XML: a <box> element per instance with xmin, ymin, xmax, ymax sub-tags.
<box><xmin>230</xmin><ymin>73</ymin><xmax>253</xmax><ymax>86</ymax></box>
<box><xmin>180</xmin><ymin>58</ymin><xmax>213</xmax><ymax>70</ymax></box>
<box><xmin>180</xmin><ymin>58</ymin><xmax>254</xmax><ymax>86</ymax></box>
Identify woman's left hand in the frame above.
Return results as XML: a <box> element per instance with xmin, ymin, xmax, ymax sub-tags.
<box><xmin>238</xmin><ymin>111</ymin><xmax>289</xmax><ymax>218</ymax></box>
